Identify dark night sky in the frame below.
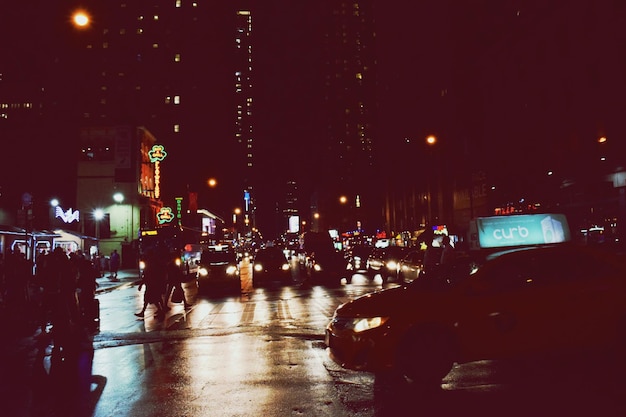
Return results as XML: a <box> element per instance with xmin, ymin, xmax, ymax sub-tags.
<box><xmin>3</xmin><ymin>1</ymin><xmax>623</xmax><ymax>234</ymax></box>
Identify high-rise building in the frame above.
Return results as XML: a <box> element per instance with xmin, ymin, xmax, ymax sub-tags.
<box><xmin>315</xmin><ymin>1</ymin><xmax>382</xmax><ymax>233</ymax></box>
<box><xmin>234</xmin><ymin>8</ymin><xmax>256</xmax><ymax>232</ymax></box>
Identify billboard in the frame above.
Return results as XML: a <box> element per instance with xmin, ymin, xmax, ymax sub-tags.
<box><xmin>473</xmin><ymin>214</ymin><xmax>571</xmax><ymax>249</ymax></box>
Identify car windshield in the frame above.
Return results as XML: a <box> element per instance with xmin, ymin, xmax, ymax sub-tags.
<box><xmin>202</xmin><ymin>250</ymin><xmax>236</xmax><ymax>264</ymax></box>
<box><xmin>256</xmin><ymin>247</ymin><xmax>285</xmax><ymax>261</ymax></box>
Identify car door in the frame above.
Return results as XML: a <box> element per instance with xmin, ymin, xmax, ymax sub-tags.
<box><xmin>454</xmin><ymin>248</ymin><xmax>579</xmax><ymax>361</ymax></box>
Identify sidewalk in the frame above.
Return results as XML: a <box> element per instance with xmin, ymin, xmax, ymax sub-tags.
<box><xmin>96</xmin><ymin>268</ymin><xmax>140</xmax><ymax>294</ymax></box>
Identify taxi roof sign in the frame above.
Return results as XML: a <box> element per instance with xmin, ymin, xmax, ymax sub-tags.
<box><xmin>471</xmin><ymin>213</ymin><xmax>571</xmax><ymax>250</ymax></box>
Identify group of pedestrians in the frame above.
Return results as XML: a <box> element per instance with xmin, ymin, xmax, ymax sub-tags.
<box><xmin>36</xmin><ymin>247</ymin><xmax>100</xmax><ymax>356</ymax></box>
<box><xmin>135</xmin><ymin>244</ymin><xmax>190</xmax><ymax>319</ymax></box>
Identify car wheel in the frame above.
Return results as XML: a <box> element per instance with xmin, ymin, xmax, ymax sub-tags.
<box><xmin>395</xmin><ymin>326</ymin><xmax>456</xmax><ymax>388</ymax></box>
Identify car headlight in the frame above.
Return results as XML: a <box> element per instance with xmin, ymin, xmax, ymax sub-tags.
<box><xmin>386</xmin><ymin>261</ymin><xmax>398</xmax><ymax>271</ymax></box>
<box><xmin>254</xmin><ymin>263</ymin><xmax>263</xmax><ymax>272</ymax></box>
<box><xmin>313</xmin><ymin>263</ymin><xmax>322</xmax><ymax>272</ymax></box>
<box><xmin>139</xmin><ymin>260</ymin><xmax>146</xmax><ymax>271</ymax></box>
<box><xmin>198</xmin><ymin>267</ymin><xmax>208</xmax><ymax>277</ymax></box>
<box><xmin>348</xmin><ymin>316</ymin><xmax>389</xmax><ymax>333</ymax></box>
<box><xmin>281</xmin><ymin>263</ymin><xmax>290</xmax><ymax>271</ymax></box>
<box><xmin>226</xmin><ymin>265</ymin><xmax>238</xmax><ymax>275</ymax></box>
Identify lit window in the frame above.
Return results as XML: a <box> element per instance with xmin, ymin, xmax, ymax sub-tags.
<box><xmin>152</xmin><ymin>43</ymin><xmax>159</xmax><ymax>48</ymax></box>
<box><xmin>174</xmin><ymin>124</ymin><xmax>180</xmax><ymax>133</ymax></box>
<box><xmin>174</xmin><ymin>95</ymin><xmax>180</xmax><ymax>105</ymax></box>
<box><xmin>153</xmin><ymin>15</ymin><xmax>159</xmax><ymax>20</ymax></box>
<box><xmin>176</xmin><ymin>0</ymin><xmax>181</xmax><ymax>7</ymax></box>
<box><xmin>165</xmin><ymin>96</ymin><xmax>171</xmax><ymax>104</ymax></box>
<box><xmin>174</xmin><ymin>53</ymin><xmax>181</xmax><ymax>62</ymax></box>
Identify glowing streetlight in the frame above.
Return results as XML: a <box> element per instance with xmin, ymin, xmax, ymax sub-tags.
<box><xmin>113</xmin><ymin>192</ymin><xmax>124</xmax><ymax>204</ymax></box>
<box><xmin>72</xmin><ymin>10</ymin><xmax>91</xmax><ymax>28</ymax></box>
<box><xmin>207</xmin><ymin>178</ymin><xmax>217</xmax><ymax>188</ymax></box>
<box><xmin>94</xmin><ymin>208</ymin><xmax>104</xmax><ymax>240</ymax></box>
<box><xmin>426</xmin><ymin>135</ymin><xmax>438</xmax><ymax>225</ymax></box>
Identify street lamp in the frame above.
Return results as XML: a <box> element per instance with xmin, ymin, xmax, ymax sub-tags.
<box><xmin>72</xmin><ymin>10</ymin><xmax>91</xmax><ymax>29</ymax></box>
<box><xmin>94</xmin><ymin>208</ymin><xmax>104</xmax><ymax>240</ymax></box>
<box><xmin>426</xmin><ymin>135</ymin><xmax>438</xmax><ymax>225</ymax></box>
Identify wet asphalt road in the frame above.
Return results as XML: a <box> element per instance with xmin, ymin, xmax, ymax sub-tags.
<box><xmin>3</xmin><ymin>259</ymin><xmax>626</xmax><ymax>416</ymax></box>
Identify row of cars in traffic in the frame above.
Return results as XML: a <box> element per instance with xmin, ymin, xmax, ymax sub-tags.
<box><xmin>191</xmin><ymin>234</ymin><xmax>431</xmax><ymax>292</ymax></box>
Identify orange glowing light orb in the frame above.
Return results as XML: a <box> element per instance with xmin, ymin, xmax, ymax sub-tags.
<box><xmin>73</xmin><ymin>11</ymin><xmax>90</xmax><ymax>27</ymax></box>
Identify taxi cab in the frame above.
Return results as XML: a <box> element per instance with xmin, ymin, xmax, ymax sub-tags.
<box><xmin>325</xmin><ymin>214</ymin><xmax>626</xmax><ymax>386</ymax></box>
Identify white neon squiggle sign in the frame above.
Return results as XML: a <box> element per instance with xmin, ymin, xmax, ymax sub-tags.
<box><xmin>55</xmin><ymin>206</ymin><xmax>80</xmax><ymax>223</ymax></box>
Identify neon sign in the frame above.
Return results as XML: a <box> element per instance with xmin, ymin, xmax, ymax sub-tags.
<box><xmin>149</xmin><ymin>144</ymin><xmax>167</xmax><ymax>199</ymax></box>
<box><xmin>157</xmin><ymin>207</ymin><xmax>175</xmax><ymax>224</ymax></box>
<box><xmin>55</xmin><ymin>206</ymin><xmax>80</xmax><ymax>223</ymax></box>
<box><xmin>175</xmin><ymin>197</ymin><xmax>183</xmax><ymax>226</ymax></box>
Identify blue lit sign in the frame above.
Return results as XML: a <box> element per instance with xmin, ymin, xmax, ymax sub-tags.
<box><xmin>475</xmin><ymin>214</ymin><xmax>571</xmax><ymax>249</ymax></box>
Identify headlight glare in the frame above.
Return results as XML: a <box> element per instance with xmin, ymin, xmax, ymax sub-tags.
<box><xmin>350</xmin><ymin>316</ymin><xmax>389</xmax><ymax>333</ymax></box>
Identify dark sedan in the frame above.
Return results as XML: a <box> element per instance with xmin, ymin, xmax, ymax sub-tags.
<box><xmin>345</xmin><ymin>244</ymin><xmax>374</xmax><ymax>281</ymax></box>
<box><xmin>326</xmin><ymin>243</ymin><xmax>626</xmax><ymax>387</ymax></box>
<box><xmin>366</xmin><ymin>246</ymin><xmax>408</xmax><ymax>282</ymax></box>
<box><xmin>252</xmin><ymin>246</ymin><xmax>293</xmax><ymax>287</ymax></box>
<box><xmin>196</xmin><ymin>245</ymin><xmax>241</xmax><ymax>293</ymax></box>
<box><xmin>396</xmin><ymin>249</ymin><xmax>424</xmax><ymax>283</ymax></box>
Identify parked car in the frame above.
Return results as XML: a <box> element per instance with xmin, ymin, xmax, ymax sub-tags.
<box><xmin>252</xmin><ymin>246</ymin><xmax>293</xmax><ymax>287</ymax></box>
<box><xmin>326</xmin><ymin>243</ymin><xmax>626</xmax><ymax>387</ymax></box>
<box><xmin>396</xmin><ymin>249</ymin><xmax>424</xmax><ymax>283</ymax></box>
<box><xmin>366</xmin><ymin>246</ymin><xmax>408</xmax><ymax>282</ymax></box>
<box><xmin>196</xmin><ymin>244</ymin><xmax>241</xmax><ymax>293</ymax></box>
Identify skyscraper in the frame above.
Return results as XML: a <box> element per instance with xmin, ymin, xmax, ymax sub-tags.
<box><xmin>234</xmin><ymin>8</ymin><xmax>256</xmax><ymax>231</ymax></box>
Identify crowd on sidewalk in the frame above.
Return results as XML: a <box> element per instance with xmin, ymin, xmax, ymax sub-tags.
<box><xmin>0</xmin><ymin>247</ymin><xmax>133</xmax><ymax>337</ymax></box>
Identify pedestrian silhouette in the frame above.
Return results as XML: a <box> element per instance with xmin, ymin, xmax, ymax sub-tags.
<box><xmin>165</xmin><ymin>252</ymin><xmax>190</xmax><ymax>309</ymax></box>
<box><xmin>135</xmin><ymin>246</ymin><xmax>168</xmax><ymax>319</ymax></box>
<box><xmin>109</xmin><ymin>249</ymin><xmax>120</xmax><ymax>281</ymax></box>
